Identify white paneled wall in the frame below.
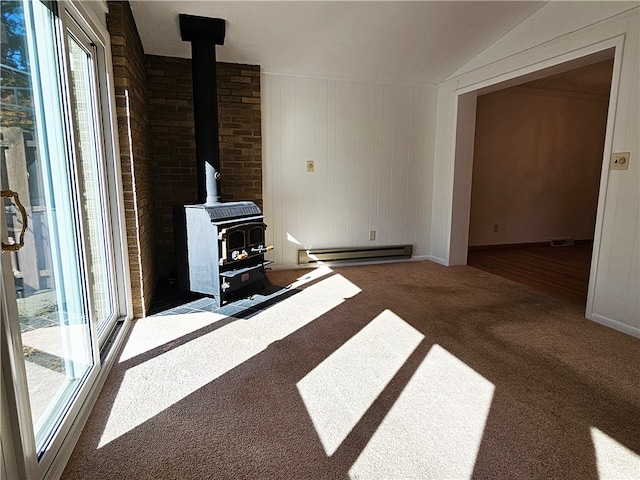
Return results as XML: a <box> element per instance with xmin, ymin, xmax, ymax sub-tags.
<box><xmin>262</xmin><ymin>74</ymin><xmax>436</xmax><ymax>268</ymax></box>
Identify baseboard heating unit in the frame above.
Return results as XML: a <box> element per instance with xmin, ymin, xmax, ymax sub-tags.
<box><xmin>298</xmin><ymin>245</ymin><xmax>413</xmax><ymax>265</ymax></box>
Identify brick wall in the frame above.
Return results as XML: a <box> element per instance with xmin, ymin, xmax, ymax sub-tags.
<box><xmin>218</xmin><ymin>64</ymin><xmax>262</xmax><ymax>206</ymax></box>
<box><xmin>107</xmin><ymin>1</ymin><xmax>156</xmax><ymax>317</ymax></box>
<box><xmin>146</xmin><ymin>57</ymin><xmax>262</xmax><ymax>279</ymax></box>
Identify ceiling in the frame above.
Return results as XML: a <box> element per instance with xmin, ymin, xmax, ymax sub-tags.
<box><xmin>129</xmin><ymin>1</ymin><xmax>548</xmax><ymax>85</ymax></box>
<box><xmin>519</xmin><ymin>58</ymin><xmax>615</xmax><ymax>96</ymax></box>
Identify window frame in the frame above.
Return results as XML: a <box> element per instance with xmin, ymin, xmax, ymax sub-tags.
<box><xmin>65</xmin><ymin>15</ymin><xmax>121</xmax><ymax>343</ymax></box>
<box><xmin>63</xmin><ymin>0</ymin><xmax>132</xmax><ymax>334</ymax></box>
<box><xmin>62</xmin><ymin>0</ymin><xmax>133</xmax><ymax>334</ymax></box>
<box><xmin>0</xmin><ymin>1</ymin><xmax>133</xmax><ymax>478</ymax></box>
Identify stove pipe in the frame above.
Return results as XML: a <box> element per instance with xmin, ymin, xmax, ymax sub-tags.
<box><xmin>179</xmin><ymin>14</ymin><xmax>226</xmax><ymax>205</ymax></box>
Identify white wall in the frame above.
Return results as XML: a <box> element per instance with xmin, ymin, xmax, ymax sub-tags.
<box><xmin>433</xmin><ymin>4</ymin><xmax>639</xmax><ymax>336</ymax></box>
<box><xmin>469</xmin><ymin>87</ymin><xmax>609</xmax><ymax>246</ymax></box>
<box><xmin>262</xmin><ymin>74</ymin><xmax>436</xmax><ymax>268</ymax></box>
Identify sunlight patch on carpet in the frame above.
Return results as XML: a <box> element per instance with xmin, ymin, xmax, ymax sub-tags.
<box><xmin>591</xmin><ymin>427</ymin><xmax>640</xmax><ymax>479</ymax></box>
<box><xmin>97</xmin><ymin>273</ymin><xmax>361</xmax><ymax>449</ymax></box>
<box><xmin>348</xmin><ymin>344</ymin><xmax>494</xmax><ymax>480</ymax></box>
<box><xmin>297</xmin><ymin>310</ymin><xmax>423</xmax><ymax>455</ymax></box>
<box><xmin>119</xmin><ymin>312</ymin><xmax>228</xmax><ymax>363</ymax></box>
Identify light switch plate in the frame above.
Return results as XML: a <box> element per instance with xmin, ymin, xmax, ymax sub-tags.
<box><xmin>610</xmin><ymin>152</ymin><xmax>630</xmax><ymax>170</ymax></box>
<box><xmin>306</xmin><ymin>160</ymin><xmax>315</xmax><ymax>173</ymax></box>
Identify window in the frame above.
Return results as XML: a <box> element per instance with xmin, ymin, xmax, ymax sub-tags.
<box><xmin>1</xmin><ymin>1</ymin><xmax>127</xmax><ymax>478</ymax></box>
<box><xmin>67</xmin><ymin>20</ymin><xmax>117</xmax><ymax>337</ymax></box>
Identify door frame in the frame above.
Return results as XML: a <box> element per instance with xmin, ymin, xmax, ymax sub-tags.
<box><xmin>447</xmin><ymin>35</ymin><xmax>625</xmax><ymax>322</ymax></box>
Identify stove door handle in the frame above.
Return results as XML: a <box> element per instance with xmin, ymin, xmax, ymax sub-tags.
<box><xmin>251</xmin><ymin>245</ymin><xmax>274</xmax><ymax>254</ymax></box>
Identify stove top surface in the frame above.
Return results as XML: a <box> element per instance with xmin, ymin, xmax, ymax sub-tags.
<box><xmin>188</xmin><ymin>201</ymin><xmax>263</xmax><ymax>221</ymax></box>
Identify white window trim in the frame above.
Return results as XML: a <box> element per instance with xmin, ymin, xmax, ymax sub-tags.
<box><xmin>1</xmin><ymin>1</ymin><xmax>133</xmax><ymax>478</ymax></box>
<box><xmin>64</xmin><ymin>0</ymin><xmax>134</xmax><ymax>323</ymax></box>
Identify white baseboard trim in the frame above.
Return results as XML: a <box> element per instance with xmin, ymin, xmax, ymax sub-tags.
<box><xmin>588</xmin><ymin>313</ymin><xmax>640</xmax><ymax>339</ymax></box>
<box><xmin>421</xmin><ymin>255</ymin><xmax>447</xmax><ymax>265</ymax></box>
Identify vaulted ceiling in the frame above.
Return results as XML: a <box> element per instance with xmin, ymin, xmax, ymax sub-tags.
<box><xmin>129</xmin><ymin>1</ymin><xmax>548</xmax><ymax>85</ymax></box>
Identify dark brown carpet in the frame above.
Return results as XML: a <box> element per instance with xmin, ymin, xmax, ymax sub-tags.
<box><xmin>61</xmin><ymin>261</ymin><xmax>640</xmax><ymax>480</ymax></box>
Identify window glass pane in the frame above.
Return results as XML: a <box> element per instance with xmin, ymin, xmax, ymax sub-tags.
<box><xmin>67</xmin><ymin>32</ymin><xmax>115</xmax><ymax>334</ymax></box>
<box><xmin>1</xmin><ymin>0</ymin><xmax>93</xmax><ymax>456</ymax></box>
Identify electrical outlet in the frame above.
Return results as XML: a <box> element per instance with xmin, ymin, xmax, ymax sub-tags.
<box><xmin>493</xmin><ymin>224</ymin><xmax>499</xmax><ymax>233</ymax></box>
<box><xmin>610</xmin><ymin>152</ymin><xmax>630</xmax><ymax>170</ymax></box>
<box><xmin>369</xmin><ymin>230</ymin><xmax>376</xmax><ymax>241</ymax></box>
<box><xmin>306</xmin><ymin>160</ymin><xmax>315</xmax><ymax>173</ymax></box>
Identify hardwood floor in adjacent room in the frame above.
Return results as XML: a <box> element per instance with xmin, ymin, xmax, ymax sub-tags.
<box><xmin>467</xmin><ymin>242</ymin><xmax>594</xmax><ymax>305</ymax></box>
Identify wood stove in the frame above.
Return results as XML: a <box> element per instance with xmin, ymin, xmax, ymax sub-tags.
<box><xmin>173</xmin><ymin>14</ymin><xmax>272</xmax><ymax>306</ymax></box>
<box><xmin>174</xmin><ymin>202</ymin><xmax>272</xmax><ymax>303</ymax></box>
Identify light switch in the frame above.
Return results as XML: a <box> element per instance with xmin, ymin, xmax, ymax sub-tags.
<box><xmin>610</xmin><ymin>152</ymin><xmax>630</xmax><ymax>170</ymax></box>
<box><xmin>306</xmin><ymin>160</ymin><xmax>315</xmax><ymax>173</ymax></box>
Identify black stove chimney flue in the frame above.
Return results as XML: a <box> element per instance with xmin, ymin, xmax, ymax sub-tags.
<box><xmin>179</xmin><ymin>14</ymin><xmax>226</xmax><ymax>205</ymax></box>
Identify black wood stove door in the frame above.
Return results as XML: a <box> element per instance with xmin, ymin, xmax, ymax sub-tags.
<box><xmin>220</xmin><ymin>222</ymin><xmax>267</xmax><ymax>264</ymax></box>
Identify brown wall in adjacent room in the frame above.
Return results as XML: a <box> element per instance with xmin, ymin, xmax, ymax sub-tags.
<box><xmin>146</xmin><ymin>57</ymin><xmax>262</xmax><ymax>279</ymax></box>
<box><xmin>469</xmin><ymin>86</ymin><xmax>609</xmax><ymax>246</ymax></box>
<box><xmin>107</xmin><ymin>1</ymin><xmax>156</xmax><ymax>317</ymax></box>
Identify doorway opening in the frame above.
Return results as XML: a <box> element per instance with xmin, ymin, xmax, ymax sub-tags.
<box><xmin>463</xmin><ymin>52</ymin><xmax>615</xmax><ymax>305</ymax></box>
